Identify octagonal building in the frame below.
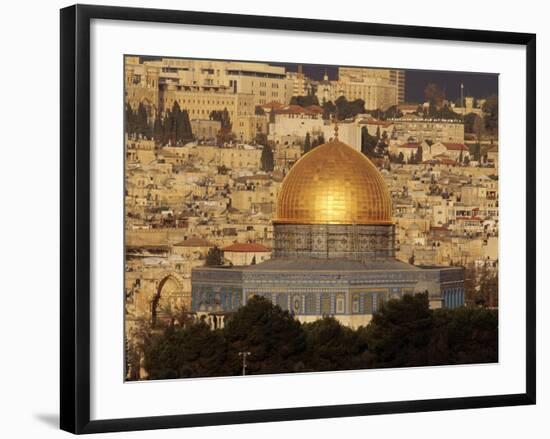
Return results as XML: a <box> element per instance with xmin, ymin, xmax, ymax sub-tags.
<box><xmin>191</xmin><ymin>137</ymin><xmax>464</xmax><ymax>328</ymax></box>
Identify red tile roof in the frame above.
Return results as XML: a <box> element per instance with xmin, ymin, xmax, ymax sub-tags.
<box><xmin>399</xmin><ymin>142</ymin><xmax>421</xmax><ymax>149</ymax></box>
<box><xmin>275</xmin><ymin>105</ymin><xmax>322</xmax><ymax>116</ymax></box>
<box><xmin>442</xmin><ymin>143</ymin><xmax>468</xmax><ymax>151</ymax></box>
<box><xmin>362</xmin><ymin>118</ymin><xmax>393</xmax><ymax>127</ymax></box>
<box><xmin>438</xmin><ymin>158</ymin><xmax>458</xmax><ymax>165</ymax></box>
<box><xmin>258</xmin><ymin>101</ymin><xmax>284</xmax><ymax>110</ymax></box>
<box><xmin>223</xmin><ymin>243</ymin><xmax>271</xmax><ymax>253</ymax></box>
<box><xmin>305</xmin><ymin>105</ymin><xmax>324</xmax><ymax>113</ymax></box>
<box><xmin>431</xmin><ymin>154</ymin><xmax>457</xmax><ymax>165</ymax></box>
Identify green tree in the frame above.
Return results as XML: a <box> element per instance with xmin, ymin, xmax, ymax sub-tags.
<box><xmin>384</xmin><ymin>105</ymin><xmax>404</xmax><ymax>119</ymax></box>
<box><xmin>302</xmin><ymin>317</ymin><xmax>368</xmax><ymax>371</ymax></box>
<box><xmin>260</xmin><ymin>144</ymin><xmax>274</xmax><ymax>171</ymax></box>
<box><xmin>415</xmin><ymin>146</ymin><xmax>423</xmax><ymax>163</ymax></box>
<box><xmin>473</xmin><ymin>142</ymin><xmax>482</xmax><ymax>162</ymax></box>
<box><xmin>464</xmin><ymin>113</ymin><xmax>480</xmax><ymax>134</ymax></box>
<box><xmin>478</xmin><ymin>263</ymin><xmax>499</xmax><ymax>308</ymax></box>
<box><xmin>304</xmin><ymin>132</ymin><xmax>311</xmax><ymax>153</ymax></box>
<box><xmin>255</xmin><ymin>132</ymin><xmax>268</xmax><ymax>146</ymax></box>
<box><xmin>482</xmin><ymin>94</ymin><xmax>499</xmax><ymax>137</ymax></box>
<box><xmin>290</xmin><ymin>95</ymin><xmax>319</xmax><ymax>107</ymax></box>
<box><xmin>334</xmin><ymin>96</ymin><xmax>366</xmax><ymax>118</ymax></box>
<box><xmin>210</xmin><ymin>108</ymin><xmax>235</xmax><ymax>146</ymax></box>
<box><xmin>143</xmin><ymin>322</ymin><xmax>229</xmax><ymax>379</ymax></box>
<box><xmin>436</xmin><ymin>104</ymin><xmax>462</xmax><ymax>120</ymax></box>
<box><xmin>322</xmin><ymin>100</ymin><xmax>337</xmax><ymax>120</ymax></box>
<box><xmin>224</xmin><ymin>296</ymin><xmax>306</xmax><ymax>375</ymax></box>
<box><xmin>361</xmin><ymin>126</ymin><xmax>378</xmax><ymax>157</ymax></box>
<box><xmin>125</xmin><ymin>103</ymin><xmax>137</xmax><ymax>135</ymax></box>
<box><xmin>137</xmin><ymin>293</ymin><xmax>498</xmax><ymax>379</ymax></box>
<box><xmin>424</xmin><ymin>83</ymin><xmax>445</xmax><ymax>115</ymax></box>
<box><xmin>431</xmin><ymin>307</ymin><xmax>498</xmax><ymax>365</ymax></box>
<box><xmin>473</xmin><ymin>113</ymin><xmax>484</xmax><ymax>141</ymax></box>
<box><xmin>137</xmin><ymin>102</ymin><xmax>151</xmax><ymax>139</ymax></box>
<box><xmin>364</xmin><ymin>293</ymin><xmax>434</xmax><ymax>368</ymax></box>
<box><xmin>152</xmin><ymin>114</ymin><xmax>163</xmax><ymax>145</ymax></box>
<box><xmin>175</xmin><ymin>107</ymin><xmax>193</xmax><ymax>144</ymax></box>
<box><xmin>163</xmin><ymin>101</ymin><xmax>193</xmax><ymax>145</ymax></box>
<box><xmin>205</xmin><ymin>246</ymin><xmax>223</xmax><ymax>266</ymax></box>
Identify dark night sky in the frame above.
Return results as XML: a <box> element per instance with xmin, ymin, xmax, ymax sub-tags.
<box><xmin>273</xmin><ymin>62</ymin><xmax>498</xmax><ymax>103</ymax></box>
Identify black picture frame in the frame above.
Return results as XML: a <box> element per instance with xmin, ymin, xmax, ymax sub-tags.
<box><xmin>60</xmin><ymin>4</ymin><xmax>536</xmax><ymax>434</ymax></box>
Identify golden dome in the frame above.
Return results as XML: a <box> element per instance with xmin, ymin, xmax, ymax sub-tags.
<box><xmin>275</xmin><ymin>139</ymin><xmax>392</xmax><ymax>225</ymax></box>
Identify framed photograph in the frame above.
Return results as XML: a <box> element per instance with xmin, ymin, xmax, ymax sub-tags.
<box><xmin>60</xmin><ymin>4</ymin><xmax>536</xmax><ymax>434</ymax></box>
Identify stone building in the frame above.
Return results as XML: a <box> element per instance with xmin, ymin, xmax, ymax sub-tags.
<box><xmin>125</xmin><ymin>56</ymin><xmax>293</xmax><ymax>113</ymax></box>
<box><xmin>389</xmin><ymin>116</ymin><xmax>465</xmax><ymax>144</ymax></box>
<box><xmin>223</xmin><ymin>243</ymin><xmax>272</xmax><ymax>266</ymax></box>
<box><xmin>190</xmin><ymin>119</ymin><xmax>221</xmax><ymax>141</ymax></box>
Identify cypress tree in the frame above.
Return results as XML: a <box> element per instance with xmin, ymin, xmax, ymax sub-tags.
<box><xmin>181</xmin><ymin>109</ymin><xmax>193</xmax><ymax>143</ymax></box>
<box><xmin>261</xmin><ymin>144</ymin><xmax>274</xmax><ymax>172</ymax></box>
<box><xmin>171</xmin><ymin>101</ymin><xmax>182</xmax><ymax>145</ymax></box>
<box><xmin>137</xmin><ymin>102</ymin><xmax>150</xmax><ymax>138</ymax></box>
<box><xmin>304</xmin><ymin>132</ymin><xmax>311</xmax><ymax>153</ymax></box>
<box><xmin>416</xmin><ymin>146</ymin><xmax>423</xmax><ymax>163</ymax></box>
<box><xmin>153</xmin><ymin>114</ymin><xmax>163</xmax><ymax>146</ymax></box>
<box><xmin>125</xmin><ymin>104</ymin><xmax>136</xmax><ymax>136</ymax></box>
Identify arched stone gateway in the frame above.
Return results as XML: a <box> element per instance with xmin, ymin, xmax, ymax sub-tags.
<box><xmin>151</xmin><ymin>272</ymin><xmax>186</xmax><ymax>327</ymax></box>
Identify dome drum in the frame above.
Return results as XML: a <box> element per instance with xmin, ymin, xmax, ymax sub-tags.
<box><xmin>273</xmin><ymin>223</ymin><xmax>396</xmax><ymax>261</ymax></box>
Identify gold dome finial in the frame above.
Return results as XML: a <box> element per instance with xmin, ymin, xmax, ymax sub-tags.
<box><xmin>332</xmin><ymin>115</ymin><xmax>339</xmax><ymax>140</ymax></box>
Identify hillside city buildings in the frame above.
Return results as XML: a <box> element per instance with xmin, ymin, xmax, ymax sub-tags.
<box><xmin>124</xmin><ymin>56</ymin><xmax>498</xmax><ymax>338</ymax></box>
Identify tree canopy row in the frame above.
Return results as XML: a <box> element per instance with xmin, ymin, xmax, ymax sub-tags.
<box><xmin>126</xmin><ymin>101</ymin><xmax>193</xmax><ymax>146</ymax></box>
<box><xmin>133</xmin><ymin>294</ymin><xmax>498</xmax><ymax>380</ymax></box>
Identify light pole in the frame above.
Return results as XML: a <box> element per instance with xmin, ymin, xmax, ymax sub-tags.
<box><xmin>238</xmin><ymin>351</ymin><xmax>251</xmax><ymax>376</ymax></box>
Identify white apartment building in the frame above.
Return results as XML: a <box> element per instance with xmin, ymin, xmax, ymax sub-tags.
<box><xmin>146</xmin><ymin>57</ymin><xmax>294</xmax><ymax>106</ymax></box>
<box><xmin>125</xmin><ymin>56</ymin><xmax>295</xmax><ymax>140</ymax></box>
<box><xmin>389</xmin><ymin>116</ymin><xmax>465</xmax><ymax>144</ymax></box>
